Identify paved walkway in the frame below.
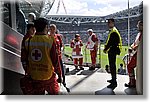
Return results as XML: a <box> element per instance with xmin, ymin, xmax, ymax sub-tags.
<box><xmin>60</xmin><ymin>65</ymin><xmax>137</xmax><ymax>95</ymax></box>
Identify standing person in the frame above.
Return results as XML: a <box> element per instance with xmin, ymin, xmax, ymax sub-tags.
<box><xmin>118</xmin><ymin>63</ymin><xmax>124</xmax><ymax>75</ymax></box>
<box><xmin>56</xmin><ymin>29</ymin><xmax>66</xmax><ymax>85</ymax></box>
<box><xmin>124</xmin><ymin>20</ymin><xmax>143</xmax><ymax>88</ymax></box>
<box><xmin>122</xmin><ymin>48</ymin><xmax>133</xmax><ymax>75</ymax></box>
<box><xmin>21</xmin><ymin>23</ymin><xmax>36</xmax><ymax>74</ymax></box>
<box><xmin>49</xmin><ymin>24</ymin><xmax>70</xmax><ymax>93</ymax></box>
<box><xmin>70</xmin><ymin>34</ymin><xmax>84</xmax><ymax>70</ymax></box>
<box><xmin>103</xmin><ymin>18</ymin><xmax>122</xmax><ymax>89</ymax></box>
<box><xmin>28</xmin><ymin>12</ymin><xmax>36</xmax><ymax>24</ymax></box>
<box><xmin>16</xmin><ymin>3</ymin><xmax>26</xmax><ymax>35</ymax></box>
<box><xmin>86</xmin><ymin>29</ymin><xmax>98</xmax><ymax>70</ymax></box>
<box><xmin>49</xmin><ymin>24</ymin><xmax>66</xmax><ymax>85</ymax></box>
<box><xmin>23</xmin><ymin>18</ymin><xmax>61</xmax><ymax>95</ymax></box>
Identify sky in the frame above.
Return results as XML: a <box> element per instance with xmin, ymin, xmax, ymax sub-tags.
<box><xmin>48</xmin><ymin>0</ymin><xmax>143</xmax><ymax>16</ymax></box>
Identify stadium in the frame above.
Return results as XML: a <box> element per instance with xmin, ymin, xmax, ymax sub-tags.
<box><xmin>47</xmin><ymin>3</ymin><xmax>142</xmax><ymax>45</ymax></box>
<box><xmin>0</xmin><ymin>0</ymin><xmax>143</xmax><ymax>95</ymax></box>
<box><xmin>45</xmin><ymin>2</ymin><xmax>143</xmax><ymax>68</ymax></box>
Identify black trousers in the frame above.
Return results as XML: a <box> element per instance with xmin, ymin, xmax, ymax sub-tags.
<box><xmin>60</xmin><ymin>59</ymin><xmax>66</xmax><ymax>85</ymax></box>
<box><xmin>108</xmin><ymin>52</ymin><xmax>117</xmax><ymax>83</ymax></box>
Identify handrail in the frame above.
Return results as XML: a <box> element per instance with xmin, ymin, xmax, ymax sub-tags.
<box><xmin>0</xmin><ymin>46</ymin><xmax>20</xmax><ymax>58</ymax></box>
<box><xmin>1</xmin><ymin>41</ymin><xmax>21</xmax><ymax>53</ymax></box>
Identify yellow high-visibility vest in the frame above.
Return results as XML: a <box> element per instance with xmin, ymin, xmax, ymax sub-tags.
<box><xmin>25</xmin><ymin>34</ymin><xmax>55</xmax><ymax>80</ymax></box>
<box><xmin>105</xmin><ymin>27</ymin><xmax>122</xmax><ymax>53</ymax></box>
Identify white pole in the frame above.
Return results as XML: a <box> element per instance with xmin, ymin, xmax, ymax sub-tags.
<box><xmin>128</xmin><ymin>0</ymin><xmax>130</xmax><ymax>48</ymax></box>
<box><xmin>127</xmin><ymin>0</ymin><xmax>131</xmax><ymax>75</ymax></box>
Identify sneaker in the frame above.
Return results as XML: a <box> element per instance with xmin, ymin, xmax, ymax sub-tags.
<box><xmin>124</xmin><ymin>83</ymin><xmax>136</xmax><ymax>88</ymax></box>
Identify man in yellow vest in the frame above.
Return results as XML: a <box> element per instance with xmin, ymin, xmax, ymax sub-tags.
<box><xmin>103</xmin><ymin>18</ymin><xmax>122</xmax><ymax>89</ymax></box>
<box><xmin>23</xmin><ymin>18</ymin><xmax>61</xmax><ymax>94</ymax></box>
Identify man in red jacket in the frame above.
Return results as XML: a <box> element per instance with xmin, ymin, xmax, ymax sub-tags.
<box><xmin>21</xmin><ymin>23</ymin><xmax>36</xmax><ymax>73</ymax></box>
<box><xmin>70</xmin><ymin>34</ymin><xmax>84</xmax><ymax>70</ymax></box>
<box><xmin>125</xmin><ymin>20</ymin><xmax>143</xmax><ymax>88</ymax></box>
<box><xmin>21</xmin><ymin>18</ymin><xmax>61</xmax><ymax>95</ymax></box>
<box><xmin>49</xmin><ymin>24</ymin><xmax>64</xmax><ymax>84</ymax></box>
<box><xmin>86</xmin><ymin>29</ymin><xmax>98</xmax><ymax>70</ymax></box>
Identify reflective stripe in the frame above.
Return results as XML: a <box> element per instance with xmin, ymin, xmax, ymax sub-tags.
<box><xmin>24</xmin><ymin>35</ymin><xmax>54</xmax><ymax>80</ymax></box>
<box><xmin>25</xmin><ymin>42</ymin><xmax>52</xmax><ymax>48</ymax></box>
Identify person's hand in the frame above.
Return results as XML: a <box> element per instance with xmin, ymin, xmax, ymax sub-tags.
<box><xmin>22</xmin><ymin>61</ymin><xmax>28</xmax><ymax>73</ymax></box>
<box><xmin>128</xmin><ymin>47</ymin><xmax>133</xmax><ymax>50</ymax></box>
<box><xmin>132</xmin><ymin>45</ymin><xmax>138</xmax><ymax>51</ymax></box>
<box><xmin>57</xmin><ymin>76</ymin><xmax>62</xmax><ymax>83</ymax></box>
<box><xmin>103</xmin><ymin>49</ymin><xmax>107</xmax><ymax>53</ymax></box>
<box><xmin>95</xmin><ymin>45</ymin><xmax>98</xmax><ymax>51</ymax></box>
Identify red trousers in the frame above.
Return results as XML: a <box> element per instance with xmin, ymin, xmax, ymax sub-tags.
<box><xmin>127</xmin><ymin>53</ymin><xmax>137</xmax><ymax>75</ymax></box>
<box><xmin>90</xmin><ymin>50</ymin><xmax>97</xmax><ymax>66</ymax></box>
<box><xmin>127</xmin><ymin>53</ymin><xmax>137</xmax><ymax>85</ymax></box>
<box><xmin>20</xmin><ymin>73</ymin><xmax>59</xmax><ymax>95</ymax></box>
<box><xmin>74</xmin><ymin>58</ymin><xmax>83</xmax><ymax>66</ymax></box>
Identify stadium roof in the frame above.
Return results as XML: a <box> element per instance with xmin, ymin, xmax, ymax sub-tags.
<box><xmin>46</xmin><ymin>1</ymin><xmax>142</xmax><ymax>23</ymax></box>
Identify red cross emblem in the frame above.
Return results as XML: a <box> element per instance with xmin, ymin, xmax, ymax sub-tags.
<box><xmin>31</xmin><ymin>49</ymin><xmax>42</xmax><ymax>61</ymax></box>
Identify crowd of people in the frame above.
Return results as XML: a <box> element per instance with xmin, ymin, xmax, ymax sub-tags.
<box><xmin>52</xmin><ymin>16</ymin><xmax>139</xmax><ymax>46</ymax></box>
<box><xmin>20</xmin><ymin>12</ymin><xmax>143</xmax><ymax>94</ymax></box>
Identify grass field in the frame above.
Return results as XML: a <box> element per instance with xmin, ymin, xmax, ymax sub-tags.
<box><xmin>63</xmin><ymin>44</ymin><xmax>128</xmax><ymax>70</ymax></box>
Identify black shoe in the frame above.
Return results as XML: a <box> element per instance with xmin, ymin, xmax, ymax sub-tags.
<box><xmin>80</xmin><ymin>67</ymin><xmax>84</xmax><ymax>70</ymax></box>
<box><xmin>62</xmin><ymin>82</ymin><xmax>66</xmax><ymax>87</ymax></box>
<box><xmin>89</xmin><ymin>66</ymin><xmax>95</xmax><ymax>71</ymax></box>
<box><xmin>107</xmin><ymin>79</ymin><xmax>113</xmax><ymax>83</ymax></box>
<box><xmin>66</xmin><ymin>68</ymin><xmax>69</xmax><ymax>73</ymax></box>
<box><xmin>75</xmin><ymin>66</ymin><xmax>80</xmax><ymax>71</ymax></box>
<box><xmin>124</xmin><ymin>83</ymin><xmax>136</xmax><ymax>88</ymax></box>
<box><xmin>57</xmin><ymin>77</ymin><xmax>62</xmax><ymax>83</ymax></box>
<box><xmin>107</xmin><ymin>83</ymin><xmax>117</xmax><ymax>89</ymax></box>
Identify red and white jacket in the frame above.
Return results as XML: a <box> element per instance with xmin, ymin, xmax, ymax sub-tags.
<box><xmin>86</xmin><ymin>33</ymin><xmax>98</xmax><ymax>51</ymax></box>
<box><xmin>70</xmin><ymin>39</ymin><xmax>83</xmax><ymax>58</ymax></box>
<box><xmin>131</xmin><ymin>32</ymin><xmax>142</xmax><ymax>53</ymax></box>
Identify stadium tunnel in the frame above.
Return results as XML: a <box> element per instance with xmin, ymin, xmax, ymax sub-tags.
<box><xmin>0</xmin><ymin>0</ymin><xmax>143</xmax><ymax>95</ymax></box>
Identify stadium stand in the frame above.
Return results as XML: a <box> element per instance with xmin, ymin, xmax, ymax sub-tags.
<box><xmin>46</xmin><ymin>2</ymin><xmax>142</xmax><ymax>46</ymax></box>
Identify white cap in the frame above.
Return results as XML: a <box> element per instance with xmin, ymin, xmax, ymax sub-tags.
<box><xmin>28</xmin><ymin>12</ymin><xmax>36</xmax><ymax>20</ymax></box>
<box><xmin>87</xmin><ymin>29</ymin><xmax>93</xmax><ymax>32</ymax></box>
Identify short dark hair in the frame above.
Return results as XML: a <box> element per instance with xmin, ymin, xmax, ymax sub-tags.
<box><xmin>34</xmin><ymin>18</ymin><xmax>49</xmax><ymax>32</ymax></box>
<box><xmin>27</xmin><ymin>23</ymin><xmax>34</xmax><ymax>31</ymax></box>
<box><xmin>120</xmin><ymin>63</ymin><xmax>123</xmax><ymax>66</ymax></box>
<box><xmin>107</xmin><ymin>18</ymin><xmax>115</xmax><ymax>23</ymax></box>
<box><xmin>128</xmin><ymin>48</ymin><xmax>132</xmax><ymax>53</ymax></box>
<box><xmin>75</xmin><ymin>34</ymin><xmax>80</xmax><ymax>38</ymax></box>
<box><xmin>105</xmin><ymin>65</ymin><xmax>109</xmax><ymax>68</ymax></box>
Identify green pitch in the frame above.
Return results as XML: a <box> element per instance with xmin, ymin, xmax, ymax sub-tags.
<box><xmin>64</xmin><ymin>44</ymin><xmax>128</xmax><ymax>69</ymax></box>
